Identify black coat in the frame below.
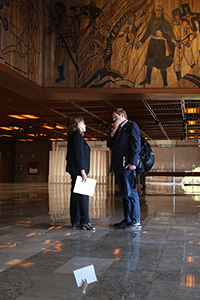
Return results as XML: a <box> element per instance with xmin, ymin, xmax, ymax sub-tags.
<box><xmin>107</xmin><ymin>121</ymin><xmax>141</xmax><ymax>173</ymax></box>
<box><xmin>66</xmin><ymin>131</ymin><xmax>90</xmax><ymax>175</ymax></box>
<box><xmin>140</xmin><ymin>15</ymin><xmax>175</xmax><ymax>69</ymax></box>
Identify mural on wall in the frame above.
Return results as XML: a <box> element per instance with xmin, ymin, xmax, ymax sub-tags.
<box><xmin>44</xmin><ymin>0</ymin><xmax>200</xmax><ymax>88</ymax></box>
<box><xmin>0</xmin><ymin>0</ymin><xmax>200</xmax><ymax>88</ymax></box>
<box><xmin>0</xmin><ymin>0</ymin><xmax>42</xmax><ymax>83</ymax></box>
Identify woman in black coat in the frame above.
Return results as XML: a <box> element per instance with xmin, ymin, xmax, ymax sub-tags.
<box><xmin>66</xmin><ymin>117</ymin><xmax>95</xmax><ymax>231</ymax></box>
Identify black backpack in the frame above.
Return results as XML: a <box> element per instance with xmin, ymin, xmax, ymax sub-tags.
<box><xmin>126</xmin><ymin>122</ymin><xmax>154</xmax><ymax>175</ymax></box>
<box><xmin>136</xmin><ymin>135</ymin><xmax>155</xmax><ymax>175</ymax></box>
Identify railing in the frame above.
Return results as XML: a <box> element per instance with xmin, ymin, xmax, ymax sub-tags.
<box><xmin>147</xmin><ymin>171</ymin><xmax>200</xmax><ymax>177</ymax></box>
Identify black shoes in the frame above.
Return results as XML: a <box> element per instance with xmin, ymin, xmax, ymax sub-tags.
<box><xmin>72</xmin><ymin>222</ymin><xmax>80</xmax><ymax>229</ymax></box>
<box><xmin>114</xmin><ymin>219</ymin><xmax>142</xmax><ymax>229</ymax></box>
<box><xmin>80</xmin><ymin>223</ymin><xmax>96</xmax><ymax>231</ymax></box>
<box><xmin>114</xmin><ymin>218</ymin><xmax>127</xmax><ymax>227</ymax></box>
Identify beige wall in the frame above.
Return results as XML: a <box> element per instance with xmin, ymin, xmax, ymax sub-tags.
<box><xmin>151</xmin><ymin>140</ymin><xmax>200</xmax><ymax>172</ymax></box>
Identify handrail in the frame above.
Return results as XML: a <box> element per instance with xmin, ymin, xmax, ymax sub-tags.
<box><xmin>147</xmin><ymin>171</ymin><xmax>200</xmax><ymax>177</ymax></box>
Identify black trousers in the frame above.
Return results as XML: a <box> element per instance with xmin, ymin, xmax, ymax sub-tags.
<box><xmin>70</xmin><ymin>173</ymin><xmax>89</xmax><ymax>225</ymax></box>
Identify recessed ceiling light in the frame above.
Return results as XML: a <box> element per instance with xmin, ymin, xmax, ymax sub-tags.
<box><xmin>188</xmin><ymin>121</ymin><xmax>200</xmax><ymax>125</ymax></box>
<box><xmin>8</xmin><ymin>115</ymin><xmax>27</xmax><ymax>119</ymax></box>
<box><xmin>21</xmin><ymin>115</ymin><xmax>39</xmax><ymax>119</ymax></box>
<box><xmin>55</xmin><ymin>125</ymin><xmax>65</xmax><ymax>129</ymax></box>
<box><xmin>185</xmin><ymin>108</ymin><xmax>200</xmax><ymax>114</ymax></box>
<box><xmin>42</xmin><ymin>125</ymin><xmax>54</xmax><ymax>129</ymax></box>
<box><xmin>8</xmin><ymin>114</ymin><xmax>39</xmax><ymax>119</ymax></box>
<box><xmin>0</xmin><ymin>127</ymin><xmax>13</xmax><ymax>130</ymax></box>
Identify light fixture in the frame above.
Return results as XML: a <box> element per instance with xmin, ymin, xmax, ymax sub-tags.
<box><xmin>188</xmin><ymin>136</ymin><xmax>200</xmax><ymax>139</ymax></box>
<box><xmin>185</xmin><ymin>108</ymin><xmax>200</xmax><ymax>114</ymax></box>
<box><xmin>8</xmin><ymin>115</ymin><xmax>26</xmax><ymax>119</ymax></box>
<box><xmin>42</xmin><ymin>125</ymin><xmax>54</xmax><ymax>129</ymax></box>
<box><xmin>8</xmin><ymin>114</ymin><xmax>39</xmax><ymax>119</ymax></box>
<box><xmin>21</xmin><ymin>114</ymin><xmax>39</xmax><ymax>119</ymax></box>
<box><xmin>0</xmin><ymin>126</ymin><xmax>13</xmax><ymax>130</ymax></box>
<box><xmin>188</xmin><ymin>130</ymin><xmax>200</xmax><ymax>133</ymax></box>
<box><xmin>188</xmin><ymin>121</ymin><xmax>200</xmax><ymax>125</ymax></box>
<box><xmin>0</xmin><ymin>134</ymin><xmax>12</xmax><ymax>138</ymax></box>
<box><xmin>55</xmin><ymin>125</ymin><xmax>65</xmax><ymax>129</ymax></box>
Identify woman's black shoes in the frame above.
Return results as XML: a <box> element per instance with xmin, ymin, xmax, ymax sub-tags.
<box><xmin>80</xmin><ymin>223</ymin><xmax>96</xmax><ymax>231</ymax></box>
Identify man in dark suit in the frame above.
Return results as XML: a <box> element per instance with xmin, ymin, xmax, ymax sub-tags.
<box><xmin>107</xmin><ymin>108</ymin><xmax>141</xmax><ymax>229</ymax></box>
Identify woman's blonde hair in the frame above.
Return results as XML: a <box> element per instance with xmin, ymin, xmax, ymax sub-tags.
<box><xmin>68</xmin><ymin>117</ymin><xmax>84</xmax><ymax>136</ymax></box>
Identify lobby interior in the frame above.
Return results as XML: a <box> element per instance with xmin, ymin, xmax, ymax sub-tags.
<box><xmin>0</xmin><ymin>0</ymin><xmax>200</xmax><ymax>298</ymax></box>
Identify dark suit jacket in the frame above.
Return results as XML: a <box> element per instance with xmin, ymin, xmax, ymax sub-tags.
<box><xmin>107</xmin><ymin>121</ymin><xmax>141</xmax><ymax>173</ymax></box>
<box><xmin>66</xmin><ymin>131</ymin><xmax>90</xmax><ymax>175</ymax></box>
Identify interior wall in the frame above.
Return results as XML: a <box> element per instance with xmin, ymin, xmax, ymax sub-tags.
<box><xmin>0</xmin><ymin>141</ymin><xmax>15</xmax><ymax>182</ymax></box>
<box><xmin>43</xmin><ymin>0</ymin><xmax>200</xmax><ymax>89</ymax></box>
<box><xmin>15</xmin><ymin>142</ymin><xmax>51</xmax><ymax>183</ymax></box>
<box><xmin>49</xmin><ymin>140</ymin><xmax>200</xmax><ymax>185</ymax></box>
<box><xmin>1</xmin><ymin>1</ymin><xmax>200</xmax><ymax>89</ymax></box>
<box><xmin>49</xmin><ymin>148</ymin><xmax>112</xmax><ymax>184</ymax></box>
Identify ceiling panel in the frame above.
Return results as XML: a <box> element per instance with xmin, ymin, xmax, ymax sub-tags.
<box><xmin>0</xmin><ymin>76</ymin><xmax>200</xmax><ymax>142</ymax></box>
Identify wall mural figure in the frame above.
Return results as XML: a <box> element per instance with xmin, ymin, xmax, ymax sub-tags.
<box><xmin>103</xmin><ymin>0</ymin><xmax>150</xmax><ymax>87</ymax></box>
<box><xmin>73</xmin><ymin>0</ymin><xmax>150</xmax><ymax>88</ymax></box>
<box><xmin>45</xmin><ymin>2</ymin><xmax>77</xmax><ymax>83</ymax></box>
<box><xmin>0</xmin><ymin>0</ymin><xmax>8</xmax><ymax>32</ymax></box>
<box><xmin>135</xmin><ymin>5</ymin><xmax>175</xmax><ymax>87</ymax></box>
<box><xmin>172</xmin><ymin>7</ymin><xmax>196</xmax><ymax>82</ymax></box>
<box><xmin>0</xmin><ymin>0</ymin><xmax>41</xmax><ymax>82</ymax></box>
<box><xmin>71</xmin><ymin>2</ymin><xmax>109</xmax><ymax>87</ymax></box>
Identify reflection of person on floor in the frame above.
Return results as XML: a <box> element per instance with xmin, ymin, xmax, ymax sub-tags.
<box><xmin>135</xmin><ymin>5</ymin><xmax>175</xmax><ymax>87</ymax></box>
<box><xmin>121</xmin><ymin>231</ymin><xmax>141</xmax><ymax>299</ymax></box>
<box><xmin>172</xmin><ymin>8</ymin><xmax>196</xmax><ymax>81</ymax></box>
<box><xmin>82</xmin><ymin>279</ymin><xmax>88</xmax><ymax>294</ymax></box>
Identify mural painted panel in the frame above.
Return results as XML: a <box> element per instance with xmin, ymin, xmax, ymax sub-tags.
<box><xmin>43</xmin><ymin>0</ymin><xmax>200</xmax><ymax>88</ymax></box>
<box><xmin>0</xmin><ymin>0</ymin><xmax>200</xmax><ymax>88</ymax></box>
<box><xmin>0</xmin><ymin>0</ymin><xmax>42</xmax><ymax>84</ymax></box>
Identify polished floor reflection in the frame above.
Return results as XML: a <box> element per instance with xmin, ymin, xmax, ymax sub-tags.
<box><xmin>0</xmin><ymin>182</ymin><xmax>200</xmax><ymax>300</ymax></box>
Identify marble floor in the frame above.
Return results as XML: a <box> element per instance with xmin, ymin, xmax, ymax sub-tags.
<box><xmin>0</xmin><ymin>181</ymin><xmax>200</xmax><ymax>300</ymax></box>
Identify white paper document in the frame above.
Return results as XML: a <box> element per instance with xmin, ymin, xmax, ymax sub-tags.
<box><xmin>73</xmin><ymin>264</ymin><xmax>97</xmax><ymax>287</ymax></box>
<box><xmin>73</xmin><ymin>176</ymin><xmax>97</xmax><ymax>196</ymax></box>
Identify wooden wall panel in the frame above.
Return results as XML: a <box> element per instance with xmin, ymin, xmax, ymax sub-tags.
<box><xmin>0</xmin><ymin>1</ymin><xmax>43</xmax><ymax>85</ymax></box>
<box><xmin>0</xmin><ymin>0</ymin><xmax>200</xmax><ymax>89</ymax></box>
<box><xmin>15</xmin><ymin>142</ymin><xmax>51</xmax><ymax>183</ymax></box>
<box><xmin>0</xmin><ymin>141</ymin><xmax>15</xmax><ymax>182</ymax></box>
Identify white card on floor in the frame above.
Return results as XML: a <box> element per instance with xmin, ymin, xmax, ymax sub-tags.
<box><xmin>73</xmin><ymin>264</ymin><xmax>98</xmax><ymax>287</ymax></box>
<box><xmin>73</xmin><ymin>176</ymin><xmax>97</xmax><ymax>196</ymax></box>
